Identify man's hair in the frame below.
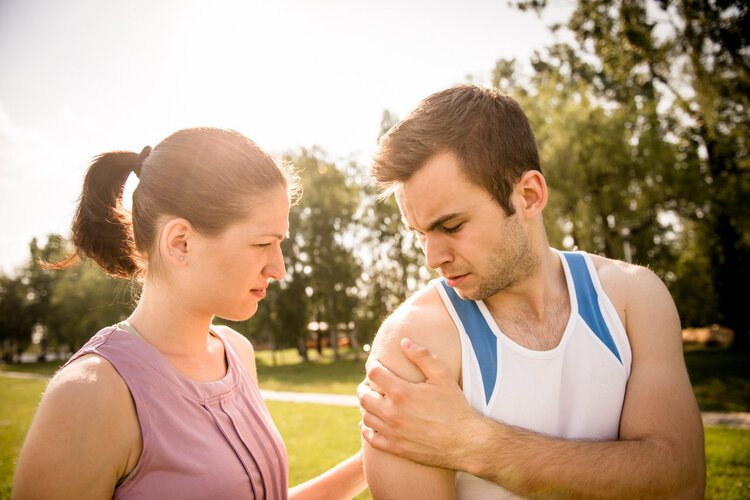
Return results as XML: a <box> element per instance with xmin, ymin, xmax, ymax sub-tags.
<box><xmin>371</xmin><ymin>85</ymin><xmax>540</xmax><ymax>215</ymax></box>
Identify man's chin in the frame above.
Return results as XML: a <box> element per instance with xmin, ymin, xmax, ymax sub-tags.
<box><xmin>452</xmin><ymin>286</ymin><xmax>479</xmax><ymax>302</ymax></box>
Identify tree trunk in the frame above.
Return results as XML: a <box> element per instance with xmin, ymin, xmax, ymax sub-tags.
<box><xmin>712</xmin><ymin>214</ymin><xmax>750</xmax><ymax>351</ymax></box>
<box><xmin>328</xmin><ymin>294</ymin><xmax>339</xmax><ymax>360</ymax></box>
<box><xmin>297</xmin><ymin>335</ymin><xmax>309</xmax><ymax>362</ymax></box>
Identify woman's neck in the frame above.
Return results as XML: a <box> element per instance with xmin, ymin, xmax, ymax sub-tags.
<box><xmin>127</xmin><ymin>280</ymin><xmax>215</xmax><ymax>358</ymax></box>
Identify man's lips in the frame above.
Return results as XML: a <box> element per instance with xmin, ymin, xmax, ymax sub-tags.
<box><xmin>444</xmin><ymin>274</ymin><xmax>468</xmax><ymax>287</ymax></box>
<box><xmin>250</xmin><ymin>287</ymin><xmax>267</xmax><ymax>298</ymax></box>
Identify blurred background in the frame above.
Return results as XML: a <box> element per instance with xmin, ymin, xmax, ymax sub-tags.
<box><xmin>1</xmin><ymin>2</ymin><xmax>748</xmax><ymax>498</ymax></box>
<box><xmin>1</xmin><ymin>0</ymin><xmax>747</xmax><ymax>359</ymax></box>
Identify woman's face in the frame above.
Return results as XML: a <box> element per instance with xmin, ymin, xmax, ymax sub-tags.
<box><xmin>186</xmin><ymin>186</ymin><xmax>290</xmax><ymax>321</ymax></box>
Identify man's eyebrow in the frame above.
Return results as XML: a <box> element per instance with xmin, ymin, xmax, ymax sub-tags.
<box><xmin>407</xmin><ymin>213</ymin><xmax>462</xmax><ymax>232</ymax></box>
<box><xmin>259</xmin><ymin>232</ymin><xmax>286</xmax><ymax>240</ymax></box>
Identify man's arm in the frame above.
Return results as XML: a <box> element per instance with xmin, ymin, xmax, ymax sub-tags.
<box><xmin>360</xmin><ymin>265</ymin><xmax>705</xmax><ymax>498</ymax></box>
<box><xmin>362</xmin><ymin>288</ymin><xmax>462</xmax><ymax>500</ymax></box>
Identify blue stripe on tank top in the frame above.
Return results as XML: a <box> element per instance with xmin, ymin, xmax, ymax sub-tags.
<box><xmin>439</xmin><ymin>280</ymin><xmax>497</xmax><ymax>405</ymax></box>
<box><xmin>562</xmin><ymin>252</ymin><xmax>622</xmax><ymax>364</ymax></box>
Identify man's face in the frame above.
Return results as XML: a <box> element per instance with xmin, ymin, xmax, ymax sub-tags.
<box><xmin>395</xmin><ymin>151</ymin><xmax>537</xmax><ymax>301</ymax></box>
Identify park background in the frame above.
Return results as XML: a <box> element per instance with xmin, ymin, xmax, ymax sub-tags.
<box><xmin>0</xmin><ymin>0</ymin><xmax>748</xmax><ymax>498</ymax></box>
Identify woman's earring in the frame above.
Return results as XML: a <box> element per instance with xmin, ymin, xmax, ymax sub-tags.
<box><xmin>170</xmin><ymin>250</ymin><xmax>175</xmax><ymax>256</ymax></box>
<box><xmin>179</xmin><ymin>256</ymin><xmax>184</xmax><ymax>262</ymax></box>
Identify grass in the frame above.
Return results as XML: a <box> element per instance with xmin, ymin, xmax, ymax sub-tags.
<box><xmin>3</xmin><ymin>345</ymin><xmax>749</xmax><ymax>410</ymax></box>
<box><xmin>0</xmin><ymin>378</ymin><xmax>370</xmax><ymax>500</ymax></box>
<box><xmin>267</xmin><ymin>401</ymin><xmax>370</xmax><ymax>499</ymax></box>
<box><xmin>0</xmin><ymin>378</ymin><xmax>47</xmax><ymax>500</ymax></box>
<box><xmin>0</xmin><ymin>362</ymin><xmax>61</xmax><ymax>377</ymax></box>
<box><xmin>705</xmin><ymin>426</ymin><xmax>750</xmax><ymax>499</ymax></box>
<box><xmin>1</xmin><ymin>345</ymin><xmax>748</xmax><ymax>498</ymax></box>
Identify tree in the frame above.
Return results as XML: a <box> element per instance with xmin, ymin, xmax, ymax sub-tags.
<box><xmin>352</xmin><ymin>110</ymin><xmax>433</xmax><ymax>346</ymax></box>
<box><xmin>514</xmin><ymin>0</ymin><xmax>750</xmax><ymax>348</ymax></box>
<box><xmin>46</xmin><ymin>259</ymin><xmax>134</xmax><ymax>352</ymax></box>
<box><xmin>0</xmin><ymin>273</ymin><xmax>34</xmax><ymax>362</ymax></box>
<box><xmin>274</xmin><ymin>148</ymin><xmax>362</xmax><ymax>360</ymax></box>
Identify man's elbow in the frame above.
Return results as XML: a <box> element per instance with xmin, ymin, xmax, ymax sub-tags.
<box><xmin>654</xmin><ymin>434</ymin><xmax>705</xmax><ymax>499</ymax></box>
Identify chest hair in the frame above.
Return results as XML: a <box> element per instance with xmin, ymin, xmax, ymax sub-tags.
<box><xmin>490</xmin><ymin>295</ymin><xmax>571</xmax><ymax>351</ymax></box>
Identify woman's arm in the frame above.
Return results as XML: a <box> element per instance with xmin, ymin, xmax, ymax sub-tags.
<box><xmin>288</xmin><ymin>450</ymin><xmax>366</xmax><ymax>500</ymax></box>
<box><xmin>13</xmin><ymin>354</ymin><xmax>141</xmax><ymax>499</ymax></box>
<box><xmin>219</xmin><ymin>325</ymin><xmax>367</xmax><ymax>499</ymax></box>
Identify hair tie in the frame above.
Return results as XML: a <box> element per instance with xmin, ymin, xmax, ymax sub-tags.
<box><xmin>133</xmin><ymin>146</ymin><xmax>152</xmax><ymax>178</ymax></box>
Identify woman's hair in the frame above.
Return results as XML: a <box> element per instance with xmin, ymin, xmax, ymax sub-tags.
<box><xmin>51</xmin><ymin>127</ymin><xmax>299</xmax><ymax>279</ymax></box>
<box><xmin>372</xmin><ymin>85</ymin><xmax>540</xmax><ymax>215</ymax></box>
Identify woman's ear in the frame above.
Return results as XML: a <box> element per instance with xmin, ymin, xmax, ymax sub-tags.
<box><xmin>161</xmin><ymin>218</ymin><xmax>192</xmax><ymax>266</ymax></box>
<box><xmin>514</xmin><ymin>170</ymin><xmax>547</xmax><ymax>219</ymax></box>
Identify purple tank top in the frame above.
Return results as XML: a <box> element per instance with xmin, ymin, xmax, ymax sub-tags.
<box><xmin>66</xmin><ymin>325</ymin><xmax>288</xmax><ymax>499</ymax></box>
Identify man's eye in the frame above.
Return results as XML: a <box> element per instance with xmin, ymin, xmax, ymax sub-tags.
<box><xmin>444</xmin><ymin>223</ymin><xmax>463</xmax><ymax>233</ymax></box>
<box><xmin>255</xmin><ymin>243</ymin><xmax>272</xmax><ymax>248</ymax></box>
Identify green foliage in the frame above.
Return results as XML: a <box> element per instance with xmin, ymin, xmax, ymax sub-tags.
<box><xmin>684</xmin><ymin>347</ymin><xmax>750</xmax><ymax>412</ymax></box>
<box><xmin>45</xmin><ymin>260</ymin><xmax>134</xmax><ymax>351</ymax></box>
<box><xmin>0</xmin><ymin>274</ymin><xmax>35</xmax><ymax>362</ymax></box>
<box><xmin>1</xmin><ymin>235</ymin><xmax>134</xmax><ymax>361</ymax></box>
<box><xmin>510</xmin><ymin>0</ymin><xmax>750</xmax><ymax>346</ymax></box>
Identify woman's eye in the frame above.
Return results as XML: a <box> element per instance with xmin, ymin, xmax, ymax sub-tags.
<box><xmin>255</xmin><ymin>243</ymin><xmax>272</xmax><ymax>248</ymax></box>
<box><xmin>444</xmin><ymin>223</ymin><xmax>463</xmax><ymax>233</ymax></box>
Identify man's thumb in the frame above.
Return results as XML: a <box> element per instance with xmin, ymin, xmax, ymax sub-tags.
<box><xmin>400</xmin><ymin>337</ymin><xmax>446</xmax><ymax>381</ymax></box>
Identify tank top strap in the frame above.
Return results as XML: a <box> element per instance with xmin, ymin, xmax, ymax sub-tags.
<box><xmin>558</xmin><ymin>251</ymin><xmax>622</xmax><ymax>364</ymax></box>
<box><xmin>433</xmin><ymin>279</ymin><xmax>498</xmax><ymax>405</ymax></box>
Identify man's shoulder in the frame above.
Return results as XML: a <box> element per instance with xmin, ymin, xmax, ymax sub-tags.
<box><xmin>583</xmin><ymin>252</ymin><xmax>674</xmax><ymax>328</ymax></box>
<box><xmin>370</xmin><ymin>281</ymin><xmax>462</xmax><ymax>382</ymax></box>
<box><xmin>383</xmin><ymin>282</ymin><xmax>454</xmax><ymax>334</ymax></box>
<box><xmin>586</xmin><ymin>252</ymin><xmax>663</xmax><ymax>290</ymax></box>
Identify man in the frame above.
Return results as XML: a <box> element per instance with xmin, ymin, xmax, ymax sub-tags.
<box><xmin>358</xmin><ymin>85</ymin><xmax>705</xmax><ymax>499</ymax></box>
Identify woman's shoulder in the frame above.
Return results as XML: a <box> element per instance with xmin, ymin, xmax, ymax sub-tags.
<box><xmin>49</xmin><ymin>353</ymin><xmax>134</xmax><ymax>421</ymax></box>
<box><xmin>13</xmin><ymin>353</ymin><xmax>141</xmax><ymax>497</ymax></box>
<box><xmin>212</xmin><ymin>324</ymin><xmax>255</xmax><ymax>357</ymax></box>
<box><xmin>211</xmin><ymin>324</ymin><xmax>258</xmax><ymax>383</ymax></box>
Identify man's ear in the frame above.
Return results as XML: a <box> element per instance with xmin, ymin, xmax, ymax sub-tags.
<box><xmin>514</xmin><ymin>170</ymin><xmax>547</xmax><ymax>219</ymax></box>
<box><xmin>161</xmin><ymin>218</ymin><xmax>192</xmax><ymax>266</ymax></box>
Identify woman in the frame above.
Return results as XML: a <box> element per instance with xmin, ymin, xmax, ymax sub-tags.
<box><xmin>13</xmin><ymin>128</ymin><xmax>366</xmax><ymax>499</ymax></box>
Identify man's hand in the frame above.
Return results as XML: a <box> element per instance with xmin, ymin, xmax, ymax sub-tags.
<box><xmin>358</xmin><ymin>337</ymin><xmax>481</xmax><ymax>470</ymax></box>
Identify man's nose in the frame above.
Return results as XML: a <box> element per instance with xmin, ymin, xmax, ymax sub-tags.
<box><xmin>422</xmin><ymin>235</ymin><xmax>452</xmax><ymax>269</ymax></box>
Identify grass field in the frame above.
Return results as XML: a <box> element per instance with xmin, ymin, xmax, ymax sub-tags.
<box><xmin>1</xmin><ymin>345</ymin><xmax>748</xmax><ymax>498</ymax></box>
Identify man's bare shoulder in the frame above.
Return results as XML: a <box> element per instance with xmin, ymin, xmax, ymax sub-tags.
<box><xmin>588</xmin><ymin>253</ymin><xmax>666</xmax><ymax>295</ymax></box>
<box><xmin>587</xmin><ymin>253</ymin><xmax>676</xmax><ymax>332</ymax></box>
<box><xmin>370</xmin><ymin>282</ymin><xmax>461</xmax><ymax>383</ymax></box>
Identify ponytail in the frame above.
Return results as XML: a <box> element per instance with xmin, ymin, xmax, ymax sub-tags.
<box><xmin>48</xmin><ymin>128</ymin><xmax>294</xmax><ymax>281</ymax></box>
<box><xmin>46</xmin><ymin>150</ymin><xmax>146</xmax><ymax>278</ymax></box>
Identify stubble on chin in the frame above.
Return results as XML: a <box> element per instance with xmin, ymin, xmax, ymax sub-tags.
<box><xmin>473</xmin><ymin>233</ymin><xmax>538</xmax><ymax>302</ymax></box>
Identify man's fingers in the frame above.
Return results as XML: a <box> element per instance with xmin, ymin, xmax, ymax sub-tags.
<box><xmin>360</xmin><ymin>408</ymin><xmax>391</xmax><ymax>436</ymax></box>
<box><xmin>360</xmin><ymin>421</ymin><xmax>400</xmax><ymax>456</ymax></box>
<box><xmin>400</xmin><ymin>337</ymin><xmax>451</xmax><ymax>383</ymax></box>
<box><xmin>366</xmin><ymin>358</ymin><xmax>405</xmax><ymax>395</ymax></box>
<box><xmin>358</xmin><ymin>379</ymin><xmax>386</xmax><ymax>415</ymax></box>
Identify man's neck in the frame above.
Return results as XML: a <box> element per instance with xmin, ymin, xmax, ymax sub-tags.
<box><xmin>483</xmin><ymin>247</ymin><xmax>571</xmax><ymax>351</ymax></box>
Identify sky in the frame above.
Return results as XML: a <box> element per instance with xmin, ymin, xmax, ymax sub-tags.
<box><xmin>0</xmin><ymin>0</ymin><xmax>571</xmax><ymax>275</ymax></box>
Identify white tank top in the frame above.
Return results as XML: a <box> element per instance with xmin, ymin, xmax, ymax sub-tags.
<box><xmin>434</xmin><ymin>250</ymin><xmax>632</xmax><ymax>499</ymax></box>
